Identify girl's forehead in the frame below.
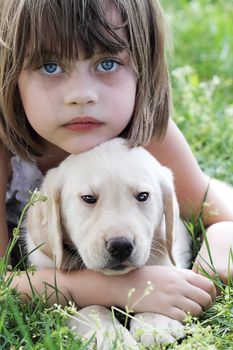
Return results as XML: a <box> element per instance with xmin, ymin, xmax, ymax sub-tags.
<box><xmin>105</xmin><ymin>1</ymin><xmax>123</xmax><ymax>26</ymax></box>
<box><xmin>24</xmin><ymin>0</ymin><xmax>129</xmax><ymax>66</ymax></box>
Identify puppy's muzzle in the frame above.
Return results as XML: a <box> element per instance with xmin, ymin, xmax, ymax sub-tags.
<box><xmin>106</xmin><ymin>237</ymin><xmax>134</xmax><ymax>267</ymax></box>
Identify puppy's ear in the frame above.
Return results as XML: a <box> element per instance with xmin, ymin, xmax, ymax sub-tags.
<box><xmin>27</xmin><ymin>168</ymin><xmax>63</xmax><ymax>269</ymax></box>
<box><xmin>159</xmin><ymin>166</ymin><xmax>180</xmax><ymax>266</ymax></box>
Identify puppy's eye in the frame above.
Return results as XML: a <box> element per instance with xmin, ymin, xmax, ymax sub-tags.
<box><xmin>136</xmin><ymin>192</ymin><xmax>149</xmax><ymax>202</ymax></box>
<box><xmin>81</xmin><ymin>195</ymin><xmax>97</xmax><ymax>204</ymax></box>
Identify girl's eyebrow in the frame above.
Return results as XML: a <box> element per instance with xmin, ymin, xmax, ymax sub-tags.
<box><xmin>94</xmin><ymin>46</ymin><xmax>128</xmax><ymax>57</ymax></box>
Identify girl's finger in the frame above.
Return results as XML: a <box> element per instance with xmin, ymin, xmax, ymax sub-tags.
<box><xmin>187</xmin><ymin>272</ymin><xmax>216</xmax><ymax>300</ymax></box>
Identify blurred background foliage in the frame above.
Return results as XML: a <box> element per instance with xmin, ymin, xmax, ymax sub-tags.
<box><xmin>161</xmin><ymin>0</ymin><xmax>233</xmax><ymax>182</ymax></box>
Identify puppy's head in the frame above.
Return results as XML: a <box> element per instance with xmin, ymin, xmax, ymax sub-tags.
<box><xmin>26</xmin><ymin>138</ymin><xmax>179</xmax><ymax>273</ymax></box>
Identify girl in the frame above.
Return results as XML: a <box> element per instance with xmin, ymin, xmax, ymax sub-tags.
<box><xmin>0</xmin><ymin>0</ymin><xmax>232</xmax><ymax>323</ymax></box>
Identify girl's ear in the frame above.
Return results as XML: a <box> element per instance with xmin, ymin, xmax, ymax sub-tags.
<box><xmin>27</xmin><ymin>168</ymin><xmax>64</xmax><ymax>269</ymax></box>
<box><xmin>159</xmin><ymin>166</ymin><xmax>180</xmax><ymax>266</ymax></box>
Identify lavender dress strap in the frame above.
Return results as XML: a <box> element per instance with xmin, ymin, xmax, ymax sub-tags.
<box><xmin>6</xmin><ymin>155</ymin><xmax>44</xmax><ymax>225</ymax></box>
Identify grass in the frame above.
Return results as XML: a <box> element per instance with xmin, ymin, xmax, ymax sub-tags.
<box><xmin>1</xmin><ymin>0</ymin><xmax>233</xmax><ymax>349</ymax></box>
<box><xmin>161</xmin><ymin>0</ymin><xmax>233</xmax><ymax>181</ymax></box>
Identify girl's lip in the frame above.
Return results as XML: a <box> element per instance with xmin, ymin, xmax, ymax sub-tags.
<box><xmin>63</xmin><ymin>116</ymin><xmax>103</xmax><ymax>132</ymax></box>
<box><xmin>65</xmin><ymin>116</ymin><xmax>101</xmax><ymax>125</ymax></box>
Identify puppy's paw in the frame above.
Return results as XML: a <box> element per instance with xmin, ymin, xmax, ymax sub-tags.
<box><xmin>69</xmin><ymin>305</ymin><xmax>139</xmax><ymax>350</ymax></box>
<box><xmin>130</xmin><ymin>312</ymin><xmax>185</xmax><ymax>346</ymax></box>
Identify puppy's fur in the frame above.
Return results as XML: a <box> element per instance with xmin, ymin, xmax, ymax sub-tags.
<box><xmin>25</xmin><ymin>138</ymin><xmax>192</xmax><ymax>347</ymax></box>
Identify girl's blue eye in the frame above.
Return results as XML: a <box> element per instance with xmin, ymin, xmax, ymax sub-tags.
<box><xmin>97</xmin><ymin>59</ymin><xmax>120</xmax><ymax>72</ymax></box>
<box><xmin>40</xmin><ymin>63</ymin><xmax>63</xmax><ymax>75</ymax></box>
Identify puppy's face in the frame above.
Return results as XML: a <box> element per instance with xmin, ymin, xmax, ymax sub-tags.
<box><xmin>27</xmin><ymin>139</ymin><xmax>176</xmax><ymax>273</ymax></box>
<box><xmin>59</xmin><ymin>142</ymin><xmax>166</xmax><ymax>274</ymax></box>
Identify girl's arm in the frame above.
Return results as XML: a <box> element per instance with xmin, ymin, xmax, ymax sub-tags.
<box><xmin>8</xmin><ymin>265</ymin><xmax>216</xmax><ymax>322</ymax></box>
<box><xmin>146</xmin><ymin>118</ymin><xmax>233</xmax><ymax>224</ymax></box>
<box><xmin>146</xmin><ymin>118</ymin><xmax>233</xmax><ymax>282</ymax></box>
<box><xmin>0</xmin><ymin>141</ymin><xmax>11</xmax><ymax>257</ymax></box>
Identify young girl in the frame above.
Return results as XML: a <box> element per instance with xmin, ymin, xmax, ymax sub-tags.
<box><xmin>0</xmin><ymin>0</ymin><xmax>232</xmax><ymax>323</ymax></box>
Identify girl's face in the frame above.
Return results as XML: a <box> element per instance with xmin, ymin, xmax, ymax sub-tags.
<box><xmin>18</xmin><ymin>7</ymin><xmax>137</xmax><ymax>155</ymax></box>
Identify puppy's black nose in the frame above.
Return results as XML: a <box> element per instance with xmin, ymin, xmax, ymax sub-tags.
<box><xmin>106</xmin><ymin>237</ymin><xmax>134</xmax><ymax>262</ymax></box>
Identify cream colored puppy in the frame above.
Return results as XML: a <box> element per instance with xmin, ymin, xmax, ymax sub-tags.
<box><xmin>25</xmin><ymin>138</ymin><xmax>192</xmax><ymax>347</ymax></box>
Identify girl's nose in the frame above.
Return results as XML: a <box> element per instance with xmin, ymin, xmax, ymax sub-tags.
<box><xmin>63</xmin><ymin>72</ymin><xmax>98</xmax><ymax>106</ymax></box>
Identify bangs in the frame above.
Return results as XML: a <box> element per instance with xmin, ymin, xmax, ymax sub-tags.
<box><xmin>21</xmin><ymin>0</ymin><xmax>129</xmax><ymax>68</ymax></box>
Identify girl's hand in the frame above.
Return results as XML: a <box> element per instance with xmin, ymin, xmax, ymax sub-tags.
<box><xmin>193</xmin><ymin>221</ymin><xmax>233</xmax><ymax>285</ymax></box>
<box><xmin>112</xmin><ymin>266</ymin><xmax>216</xmax><ymax>322</ymax></box>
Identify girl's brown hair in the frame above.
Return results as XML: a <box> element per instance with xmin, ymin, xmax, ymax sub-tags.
<box><xmin>0</xmin><ymin>0</ymin><xmax>171</xmax><ymax>160</ymax></box>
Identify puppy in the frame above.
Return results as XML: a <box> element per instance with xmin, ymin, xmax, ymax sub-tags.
<box><xmin>25</xmin><ymin>138</ymin><xmax>192</xmax><ymax>347</ymax></box>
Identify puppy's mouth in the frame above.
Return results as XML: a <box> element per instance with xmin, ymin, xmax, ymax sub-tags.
<box><xmin>112</xmin><ymin>264</ymin><xmax>128</xmax><ymax>271</ymax></box>
<box><xmin>101</xmin><ymin>264</ymin><xmax>136</xmax><ymax>276</ymax></box>
<box><xmin>63</xmin><ymin>241</ymin><xmax>139</xmax><ymax>275</ymax></box>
